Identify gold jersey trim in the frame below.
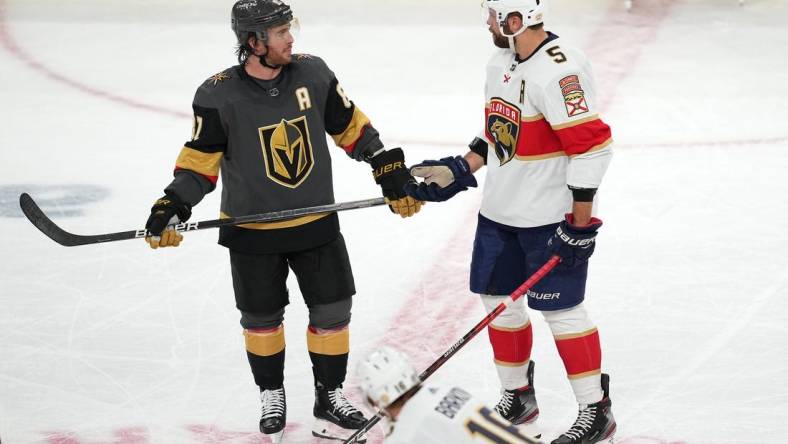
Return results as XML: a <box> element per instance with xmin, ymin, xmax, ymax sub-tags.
<box><xmin>551</xmin><ymin>114</ymin><xmax>600</xmax><ymax>130</ymax></box>
<box><xmin>568</xmin><ymin>138</ymin><xmax>613</xmax><ymax>158</ymax></box>
<box><xmin>514</xmin><ymin>151</ymin><xmax>566</xmax><ymax>162</ymax></box>
<box><xmin>331</xmin><ymin>107</ymin><xmax>371</xmax><ymax>148</ymax></box>
<box><xmin>521</xmin><ymin>113</ymin><xmax>545</xmax><ymax>122</ymax></box>
<box><xmin>175</xmin><ymin>147</ymin><xmax>222</xmax><ymax>177</ymax></box>
<box><xmin>220</xmin><ymin>211</ymin><xmax>330</xmax><ymax>230</ymax></box>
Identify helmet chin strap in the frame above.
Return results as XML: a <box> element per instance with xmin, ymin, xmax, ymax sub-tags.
<box><xmin>253</xmin><ymin>32</ymin><xmax>282</xmax><ymax>70</ymax></box>
<box><xmin>500</xmin><ymin>20</ymin><xmax>528</xmax><ymax>51</ymax></box>
<box><xmin>259</xmin><ymin>47</ymin><xmax>281</xmax><ymax>69</ymax></box>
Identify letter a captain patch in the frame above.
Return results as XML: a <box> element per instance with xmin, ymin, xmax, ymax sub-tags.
<box><xmin>560</xmin><ymin>75</ymin><xmax>589</xmax><ymax>117</ymax></box>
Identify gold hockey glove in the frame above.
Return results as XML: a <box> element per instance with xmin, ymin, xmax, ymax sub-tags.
<box><xmin>371</xmin><ymin>148</ymin><xmax>423</xmax><ymax>218</ymax></box>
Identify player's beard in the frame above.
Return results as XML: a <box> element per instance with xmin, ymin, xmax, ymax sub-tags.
<box><xmin>489</xmin><ymin>28</ymin><xmax>510</xmax><ymax>49</ymax></box>
<box><xmin>492</xmin><ymin>33</ymin><xmax>510</xmax><ymax>49</ymax></box>
<box><xmin>266</xmin><ymin>49</ymin><xmax>292</xmax><ymax>66</ymax></box>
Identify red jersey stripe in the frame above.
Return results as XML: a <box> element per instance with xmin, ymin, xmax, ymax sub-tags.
<box><xmin>174</xmin><ymin>166</ymin><xmax>218</xmax><ymax>185</ymax></box>
<box><xmin>554</xmin><ymin>118</ymin><xmax>613</xmax><ymax>156</ymax></box>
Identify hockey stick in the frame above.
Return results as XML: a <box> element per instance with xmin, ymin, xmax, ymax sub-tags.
<box><xmin>19</xmin><ymin>192</ymin><xmax>386</xmax><ymax>247</ymax></box>
<box><xmin>343</xmin><ymin>255</ymin><xmax>561</xmax><ymax>444</ymax></box>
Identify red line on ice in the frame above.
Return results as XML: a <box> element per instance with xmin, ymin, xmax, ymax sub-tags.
<box><xmin>0</xmin><ymin>0</ymin><xmax>190</xmax><ymax>120</ymax></box>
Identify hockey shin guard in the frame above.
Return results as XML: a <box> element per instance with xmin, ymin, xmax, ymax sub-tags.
<box><xmin>544</xmin><ymin>304</ymin><xmax>604</xmax><ymax>405</ymax></box>
<box><xmin>482</xmin><ymin>295</ymin><xmax>533</xmax><ymax>390</ymax></box>
<box><xmin>307</xmin><ymin>325</ymin><xmax>350</xmax><ymax>389</ymax></box>
<box><xmin>244</xmin><ymin>325</ymin><xmax>286</xmax><ymax>390</ymax></box>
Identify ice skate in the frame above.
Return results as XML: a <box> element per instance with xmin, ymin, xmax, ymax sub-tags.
<box><xmin>311</xmin><ymin>383</ymin><xmax>367</xmax><ymax>442</ymax></box>
<box><xmin>495</xmin><ymin>360</ymin><xmax>541</xmax><ymax>439</ymax></box>
<box><xmin>551</xmin><ymin>374</ymin><xmax>616</xmax><ymax>444</ymax></box>
<box><xmin>259</xmin><ymin>387</ymin><xmax>286</xmax><ymax>443</ymax></box>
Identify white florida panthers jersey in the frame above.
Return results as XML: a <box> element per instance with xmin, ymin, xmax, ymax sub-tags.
<box><xmin>386</xmin><ymin>385</ymin><xmax>541</xmax><ymax>444</ymax></box>
<box><xmin>479</xmin><ymin>34</ymin><xmax>613</xmax><ymax>228</ymax></box>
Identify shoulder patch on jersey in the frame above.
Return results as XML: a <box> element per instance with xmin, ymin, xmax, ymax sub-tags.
<box><xmin>559</xmin><ymin>75</ymin><xmax>589</xmax><ymax>117</ymax></box>
<box><xmin>295</xmin><ymin>53</ymin><xmax>314</xmax><ymax>60</ymax></box>
<box><xmin>207</xmin><ymin>70</ymin><xmax>231</xmax><ymax>87</ymax></box>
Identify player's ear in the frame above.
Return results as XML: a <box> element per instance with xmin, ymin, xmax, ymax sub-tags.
<box><xmin>506</xmin><ymin>14</ymin><xmax>523</xmax><ymax>33</ymax></box>
<box><xmin>248</xmin><ymin>35</ymin><xmax>264</xmax><ymax>55</ymax></box>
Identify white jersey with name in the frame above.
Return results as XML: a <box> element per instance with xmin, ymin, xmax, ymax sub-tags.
<box><xmin>479</xmin><ymin>34</ymin><xmax>613</xmax><ymax>228</ymax></box>
<box><xmin>386</xmin><ymin>385</ymin><xmax>540</xmax><ymax>444</ymax></box>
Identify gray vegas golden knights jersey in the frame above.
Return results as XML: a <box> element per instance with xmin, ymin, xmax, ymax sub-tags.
<box><xmin>164</xmin><ymin>54</ymin><xmax>383</xmax><ymax>254</ymax></box>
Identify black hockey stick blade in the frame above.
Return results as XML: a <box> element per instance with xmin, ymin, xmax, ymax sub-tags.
<box><xmin>19</xmin><ymin>193</ymin><xmax>386</xmax><ymax>247</ymax></box>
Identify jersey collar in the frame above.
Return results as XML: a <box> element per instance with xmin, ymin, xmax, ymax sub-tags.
<box><xmin>514</xmin><ymin>31</ymin><xmax>559</xmax><ymax>64</ymax></box>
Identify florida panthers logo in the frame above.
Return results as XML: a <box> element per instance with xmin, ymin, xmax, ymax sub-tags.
<box><xmin>259</xmin><ymin>116</ymin><xmax>315</xmax><ymax>188</ymax></box>
<box><xmin>486</xmin><ymin>98</ymin><xmax>521</xmax><ymax>166</ymax></box>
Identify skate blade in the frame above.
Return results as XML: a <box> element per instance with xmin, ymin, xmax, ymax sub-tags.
<box><xmin>264</xmin><ymin>429</ymin><xmax>284</xmax><ymax>444</ymax></box>
<box><xmin>311</xmin><ymin>418</ymin><xmax>366</xmax><ymax>443</ymax></box>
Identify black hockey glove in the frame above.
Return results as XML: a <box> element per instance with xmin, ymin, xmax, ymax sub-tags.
<box><xmin>405</xmin><ymin>156</ymin><xmax>477</xmax><ymax>202</ymax></box>
<box><xmin>371</xmin><ymin>147</ymin><xmax>423</xmax><ymax>218</ymax></box>
<box><xmin>145</xmin><ymin>194</ymin><xmax>191</xmax><ymax>249</ymax></box>
<box><xmin>546</xmin><ymin>214</ymin><xmax>603</xmax><ymax>268</ymax></box>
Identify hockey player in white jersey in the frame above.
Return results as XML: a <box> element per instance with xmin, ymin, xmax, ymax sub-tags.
<box><xmin>405</xmin><ymin>1</ymin><xmax>616</xmax><ymax>443</ymax></box>
<box><xmin>357</xmin><ymin>347</ymin><xmax>543</xmax><ymax>444</ymax></box>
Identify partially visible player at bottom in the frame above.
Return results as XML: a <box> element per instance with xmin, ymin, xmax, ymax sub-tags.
<box><xmin>357</xmin><ymin>347</ymin><xmax>543</xmax><ymax>444</ymax></box>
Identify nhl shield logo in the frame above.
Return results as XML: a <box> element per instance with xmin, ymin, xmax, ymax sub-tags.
<box><xmin>259</xmin><ymin>116</ymin><xmax>315</xmax><ymax>188</ymax></box>
<box><xmin>486</xmin><ymin>97</ymin><xmax>521</xmax><ymax>166</ymax></box>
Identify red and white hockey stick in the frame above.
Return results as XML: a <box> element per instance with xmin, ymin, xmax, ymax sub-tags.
<box><xmin>344</xmin><ymin>255</ymin><xmax>561</xmax><ymax>444</ymax></box>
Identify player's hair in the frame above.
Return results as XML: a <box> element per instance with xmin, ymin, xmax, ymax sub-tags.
<box><xmin>236</xmin><ymin>32</ymin><xmax>256</xmax><ymax>64</ymax></box>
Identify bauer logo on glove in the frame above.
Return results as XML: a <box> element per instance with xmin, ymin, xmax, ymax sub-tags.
<box><xmin>370</xmin><ymin>148</ymin><xmax>423</xmax><ymax>218</ymax></box>
<box><xmin>546</xmin><ymin>214</ymin><xmax>603</xmax><ymax>268</ymax></box>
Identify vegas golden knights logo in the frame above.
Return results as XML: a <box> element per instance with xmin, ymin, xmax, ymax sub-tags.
<box><xmin>259</xmin><ymin>116</ymin><xmax>315</xmax><ymax>188</ymax></box>
<box><xmin>485</xmin><ymin>97</ymin><xmax>521</xmax><ymax>166</ymax></box>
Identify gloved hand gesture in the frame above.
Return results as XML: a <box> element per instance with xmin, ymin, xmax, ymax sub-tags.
<box><xmin>371</xmin><ymin>148</ymin><xmax>423</xmax><ymax>218</ymax></box>
<box><xmin>405</xmin><ymin>156</ymin><xmax>477</xmax><ymax>202</ymax></box>
<box><xmin>546</xmin><ymin>214</ymin><xmax>603</xmax><ymax>267</ymax></box>
<box><xmin>145</xmin><ymin>194</ymin><xmax>192</xmax><ymax>249</ymax></box>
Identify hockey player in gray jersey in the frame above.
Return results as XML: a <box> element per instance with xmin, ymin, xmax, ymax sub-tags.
<box><xmin>143</xmin><ymin>1</ymin><xmax>422</xmax><ymax>442</ymax></box>
<box><xmin>357</xmin><ymin>347</ymin><xmax>543</xmax><ymax>444</ymax></box>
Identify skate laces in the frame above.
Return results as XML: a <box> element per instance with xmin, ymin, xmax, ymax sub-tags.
<box><xmin>261</xmin><ymin>388</ymin><xmax>285</xmax><ymax>419</ymax></box>
<box><xmin>327</xmin><ymin>388</ymin><xmax>361</xmax><ymax>416</ymax></box>
<box><xmin>496</xmin><ymin>390</ymin><xmax>515</xmax><ymax>416</ymax></box>
<box><xmin>562</xmin><ymin>405</ymin><xmax>597</xmax><ymax>439</ymax></box>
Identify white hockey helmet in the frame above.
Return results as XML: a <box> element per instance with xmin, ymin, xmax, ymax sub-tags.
<box><xmin>357</xmin><ymin>346</ymin><xmax>420</xmax><ymax>408</ymax></box>
<box><xmin>485</xmin><ymin>0</ymin><xmax>547</xmax><ymax>37</ymax></box>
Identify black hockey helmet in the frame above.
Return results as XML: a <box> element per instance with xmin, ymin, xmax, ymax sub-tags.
<box><xmin>231</xmin><ymin>0</ymin><xmax>294</xmax><ymax>43</ymax></box>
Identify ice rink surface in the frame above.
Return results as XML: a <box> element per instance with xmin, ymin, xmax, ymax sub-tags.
<box><xmin>1</xmin><ymin>0</ymin><xmax>787</xmax><ymax>442</ymax></box>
